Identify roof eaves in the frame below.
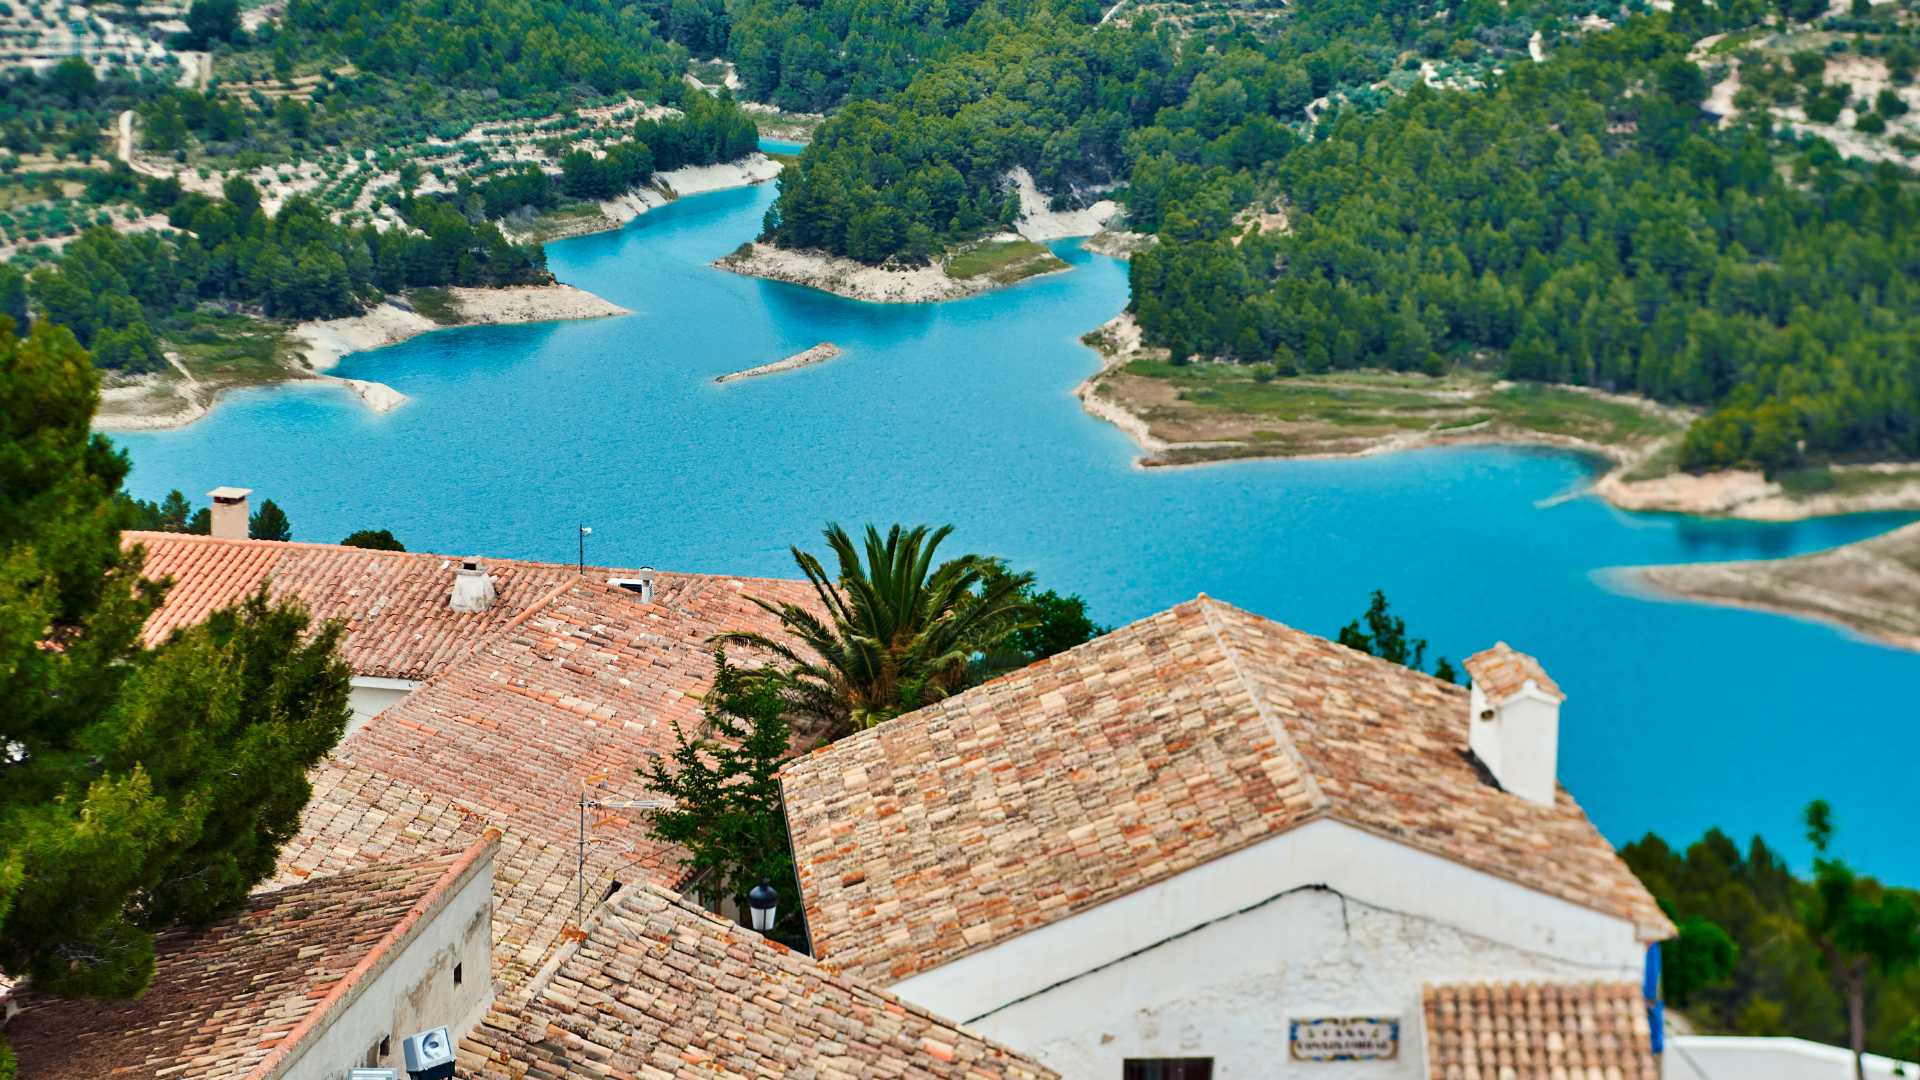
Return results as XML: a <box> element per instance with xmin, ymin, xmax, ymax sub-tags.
<box><xmin>246</xmin><ymin>832</ymin><xmax>501</xmax><ymax>1080</ymax></box>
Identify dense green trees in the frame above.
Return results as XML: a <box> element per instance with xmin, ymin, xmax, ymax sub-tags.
<box><xmin>283</xmin><ymin>0</ymin><xmax>685</xmax><ymax>99</ymax></box>
<box><xmin>1129</xmin><ymin>18</ymin><xmax>1920</xmax><ymax>469</ymax></box>
<box><xmin>760</xmin><ymin>0</ymin><xmax>1917</xmax><ymax>471</ymax></box>
<box><xmin>1336</xmin><ymin>589</ymin><xmax>1455</xmax><ymax>682</ymax></box>
<box><xmin>248</xmin><ymin>499</ymin><xmax>292</xmax><ymax>542</ymax></box>
<box><xmin>0</xmin><ymin>319</ymin><xmax>350</xmax><ymax>1040</ymax></box>
<box><xmin>25</xmin><ymin>174</ymin><xmax>546</xmax><ymax>372</ymax></box>
<box><xmin>555</xmin><ymin>96</ymin><xmax>759</xmax><ymax>202</ymax></box>
<box><xmin>1624</xmin><ymin>815</ymin><xmax>1920</xmax><ymax>1060</ymax></box>
<box><xmin>340</xmin><ymin>528</ymin><xmax>404</xmax><ymax>550</ymax></box>
<box><xmin>764</xmin><ymin>18</ymin><xmax>1180</xmax><ymax>263</ymax></box>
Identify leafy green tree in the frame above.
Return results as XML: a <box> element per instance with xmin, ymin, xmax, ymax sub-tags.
<box><xmin>640</xmin><ymin>651</ymin><xmax>804</xmax><ymax>947</ymax></box>
<box><xmin>970</xmin><ymin>558</ymin><xmax>1106</xmax><ymax>681</ymax></box>
<box><xmin>125</xmin><ymin>490</ymin><xmax>205</xmax><ymax>533</ymax></box>
<box><xmin>185</xmin><ymin>0</ymin><xmax>241</xmax><ymax>47</ymax></box>
<box><xmin>1665</xmin><ymin>911</ymin><xmax>1739</xmax><ymax>1005</ymax></box>
<box><xmin>716</xmin><ymin>523</ymin><xmax>1028</xmax><ymax>735</ymax></box>
<box><xmin>1802</xmin><ymin>800</ymin><xmax>1920</xmax><ymax>1080</ymax></box>
<box><xmin>1337</xmin><ymin>589</ymin><xmax>1454</xmax><ymax>680</ymax></box>
<box><xmin>0</xmin><ymin>318</ymin><xmax>350</xmax><ymax>1032</ymax></box>
<box><xmin>248</xmin><ymin>499</ymin><xmax>291</xmax><ymax>541</ymax></box>
<box><xmin>46</xmin><ymin>58</ymin><xmax>96</xmax><ymax>105</ymax></box>
<box><xmin>340</xmin><ymin>528</ymin><xmax>404</xmax><ymax>551</ymax></box>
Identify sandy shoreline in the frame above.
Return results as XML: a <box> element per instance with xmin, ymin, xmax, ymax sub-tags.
<box><xmin>514</xmin><ymin>155</ymin><xmax>784</xmax><ymax>243</ymax></box>
<box><xmin>718</xmin><ymin>166</ymin><xmax>1123</xmax><ymax>302</ymax></box>
<box><xmin>93</xmin><ymin>283</ymin><xmax>629</xmax><ymax>432</ymax></box>
<box><xmin>716</xmin><ymin>243</ymin><xmax>1003</xmax><ymax>303</ymax></box>
<box><xmin>1616</xmin><ymin>520</ymin><xmax>1920</xmax><ymax>653</ymax></box>
<box><xmin>1072</xmin><ymin>315</ymin><xmax>1920</xmax><ymax>521</ymax></box>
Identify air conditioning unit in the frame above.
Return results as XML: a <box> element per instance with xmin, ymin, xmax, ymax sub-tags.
<box><xmin>401</xmin><ymin>1027</ymin><xmax>456</xmax><ymax>1080</ymax></box>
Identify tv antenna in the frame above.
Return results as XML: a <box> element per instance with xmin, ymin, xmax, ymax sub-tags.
<box><xmin>576</xmin><ymin>773</ymin><xmax>671</xmax><ymax>925</ymax></box>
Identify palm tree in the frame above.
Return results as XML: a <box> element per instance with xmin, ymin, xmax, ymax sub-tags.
<box><xmin>716</xmin><ymin>523</ymin><xmax>1029</xmax><ymax>737</ymax></box>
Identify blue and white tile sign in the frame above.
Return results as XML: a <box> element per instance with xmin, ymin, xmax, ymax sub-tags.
<box><xmin>1288</xmin><ymin>1017</ymin><xmax>1400</xmax><ymax>1061</ymax></box>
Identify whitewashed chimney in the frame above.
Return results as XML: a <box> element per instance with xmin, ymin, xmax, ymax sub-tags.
<box><xmin>1462</xmin><ymin>642</ymin><xmax>1565</xmax><ymax>807</ymax></box>
<box><xmin>207</xmin><ymin>486</ymin><xmax>252</xmax><ymax>540</ymax></box>
<box><xmin>450</xmin><ymin>558</ymin><xmax>497</xmax><ymax>613</ymax></box>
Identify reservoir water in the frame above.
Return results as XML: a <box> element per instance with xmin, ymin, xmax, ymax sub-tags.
<box><xmin>115</xmin><ymin>173</ymin><xmax>1920</xmax><ymax>882</ymax></box>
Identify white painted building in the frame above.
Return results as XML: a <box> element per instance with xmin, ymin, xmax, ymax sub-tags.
<box><xmin>1667</xmin><ymin>1036</ymin><xmax>1920</xmax><ymax>1080</ymax></box>
<box><xmin>7</xmin><ymin>836</ymin><xmax>497</xmax><ymax>1079</ymax></box>
<box><xmin>782</xmin><ymin>597</ymin><xmax>1672</xmax><ymax>1080</ymax></box>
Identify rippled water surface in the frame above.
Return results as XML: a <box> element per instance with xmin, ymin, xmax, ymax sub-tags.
<box><xmin>115</xmin><ymin>173</ymin><xmax>1920</xmax><ymax>880</ymax></box>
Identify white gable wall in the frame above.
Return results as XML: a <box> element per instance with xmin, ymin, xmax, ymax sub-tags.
<box><xmin>889</xmin><ymin>819</ymin><xmax>1648</xmax><ymax>1080</ymax></box>
<box><xmin>278</xmin><ymin>846</ymin><xmax>496</xmax><ymax>1080</ymax></box>
<box><xmin>348</xmin><ymin>676</ymin><xmax>422</xmax><ymax>737</ymax></box>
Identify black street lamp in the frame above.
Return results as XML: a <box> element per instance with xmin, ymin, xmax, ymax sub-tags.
<box><xmin>747</xmin><ymin>880</ymin><xmax>779</xmax><ymax>933</ymax></box>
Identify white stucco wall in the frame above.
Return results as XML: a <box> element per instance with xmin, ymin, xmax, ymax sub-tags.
<box><xmin>1467</xmin><ymin>683</ymin><xmax>1560</xmax><ymax>807</ymax></box>
<box><xmin>889</xmin><ymin>820</ymin><xmax>1649</xmax><ymax>1080</ymax></box>
<box><xmin>348</xmin><ymin>676</ymin><xmax>420</xmax><ymax>737</ymax></box>
<box><xmin>1667</xmin><ymin>1036</ymin><xmax>1919</xmax><ymax>1080</ymax></box>
<box><xmin>277</xmin><ymin>845</ymin><xmax>496</xmax><ymax>1080</ymax></box>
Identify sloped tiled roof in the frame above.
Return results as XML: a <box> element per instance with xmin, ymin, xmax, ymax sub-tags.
<box><xmin>340</xmin><ymin>577</ymin><xmax>802</xmax><ymax>882</ymax></box>
<box><xmin>458</xmin><ymin>883</ymin><xmax>1058</xmax><ymax>1080</ymax></box>
<box><xmin>1422</xmin><ymin>981</ymin><xmax>1656</xmax><ymax>1080</ymax></box>
<box><xmin>1464</xmin><ymin>641</ymin><xmax>1565</xmax><ymax>703</ymax></box>
<box><xmin>781</xmin><ymin>596</ymin><xmax>1672</xmax><ymax>986</ymax></box>
<box><xmin>7</xmin><ymin>838</ymin><xmax>495</xmax><ymax>1080</ymax></box>
<box><xmin>270</xmin><ymin>572</ymin><xmax>815</xmax><ymax>999</ymax></box>
<box><xmin>126</xmin><ymin>531</ymin><xmax>813</xmax><ymax>682</ymax></box>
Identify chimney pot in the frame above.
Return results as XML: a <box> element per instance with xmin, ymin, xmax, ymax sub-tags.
<box><xmin>450</xmin><ymin>558</ymin><xmax>497</xmax><ymax>613</ymax></box>
<box><xmin>206</xmin><ymin>486</ymin><xmax>252</xmax><ymax>540</ymax></box>
<box><xmin>1462</xmin><ymin>642</ymin><xmax>1565</xmax><ymax>807</ymax></box>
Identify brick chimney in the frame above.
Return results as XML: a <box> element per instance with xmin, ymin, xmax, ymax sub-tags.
<box><xmin>1462</xmin><ymin>642</ymin><xmax>1565</xmax><ymax>807</ymax></box>
<box><xmin>207</xmin><ymin>487</ymin><xmax>252</xmax><ymax>540</ymax></box>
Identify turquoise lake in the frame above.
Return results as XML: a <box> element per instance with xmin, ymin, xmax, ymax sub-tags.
<box><xmin>115</xmin><ymin>171</ymin><xmax>1920</xmax><ymax>882</ymax></box>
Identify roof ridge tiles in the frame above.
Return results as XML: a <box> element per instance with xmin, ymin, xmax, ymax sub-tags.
<box><xmin>1195</xmin><ymin>595</ymin><xmax>1332</xmax><ymax>814</ymax></box>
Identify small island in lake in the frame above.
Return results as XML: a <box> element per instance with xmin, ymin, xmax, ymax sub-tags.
<box><xmin>715</xmin><ymin>342</ymin><xmax>844</xmax><ymax>383</ymax></box>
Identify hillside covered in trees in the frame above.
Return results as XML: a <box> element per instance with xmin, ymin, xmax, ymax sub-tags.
<box><xmin>12</xmin><ymin>175</ymin><xmax>546</xmax><ymax>373</ymax></box>
<box><xmin>761</xmin><ymin>0</ymin><xmax>1920</xmax><ymax>472</ymax></box>
<box><xmin>1624</xmin><ymin>820</ymin><xmax>1920</xmax><ymax>1059</ymax></box>
<box><xmin>1131</xmin><ymin>16</ymin><xmax>1920</xmax><ymax>472</ymax></box>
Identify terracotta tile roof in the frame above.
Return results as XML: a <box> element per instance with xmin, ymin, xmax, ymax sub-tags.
<box><xmin>8</xmin><ymin>838</ymin><xmax>495</xmax><ymax>1080</ymax></box>
<box><xmin>1463</xmin><ymin>641</ymin><xmax>1564</xmax><ymax>703</ymax></box>
<box><xmin>781</xmin><ymin>596</ymin><xmax>1672</xmax><ymax>985</ymax></box>
<box><xmin>1422</xmin><ymin>981</ymin><xmax>1657</xmax><ymax>1080</ymax></box>
<box><xmin>126</xmin><ymin>531</ymin><xmax>812</xmax><ymax>682</ymax></box>
<box><xmin>270</xmin><ymin>573</ymin><xmax>817</xmax><ymax>998</ymax></box>
<box><xmin>458</xmin><ymin>882</ymin><xmax>1058</xmax><ymax>1080</ymax></box>
<box><xmin>339</xmin><ymin>577</ymin><xmax>807</xmax><ymax>881</ymax></box>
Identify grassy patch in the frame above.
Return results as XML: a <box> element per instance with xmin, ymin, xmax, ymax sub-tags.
<box><xmin>945</xmin><ymin>239</ymin><xmax>1068</xmax><ymax>284</ymax></box>
<box><xmin>1107</xmin><ymin>361</ymin><xmax>1685</xmax><ymax>460</ymax></box>
<box><xmin>406</xmin><ymin>286</ymin><xmax>465</xmax><ymax>325</ymax></box>
<box><xmin>159</xmin><ymin>310</ymin><xmax>298</xmax><ymax>384</ymax></box>
<box><xmin>1708</xmin><ymin>27</ymin><xmax>1765</xmax><ymax>54</ymax></box>
<box><xmin>1780</xmin><ymin>465</ymin><xmax>1920</xmax><ymax>499</ymax></box>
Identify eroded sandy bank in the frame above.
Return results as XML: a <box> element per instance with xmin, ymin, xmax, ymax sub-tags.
<box><xmin>716</xmin><ymin>243</ymin><xmax>998</xmax><ymax>303</ymax></box>
<box><xmin>94</xmin><ymin>284</ymin><xmax>629</xmax><ymax>432</ymax></box>
<box><xmin>1072</xmin><ymin>315</ymin><xmax>1920</xmax><ymax>522</ymax></box>
<box><xmin>716</xmin><ymin>342</ymin><xmax>843</xmax><ymax>383</ymax></box>
<box><xmin>521</xmin><ymin>155</ymin><xmax>784</xmax><ymax>242</ymax></box>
